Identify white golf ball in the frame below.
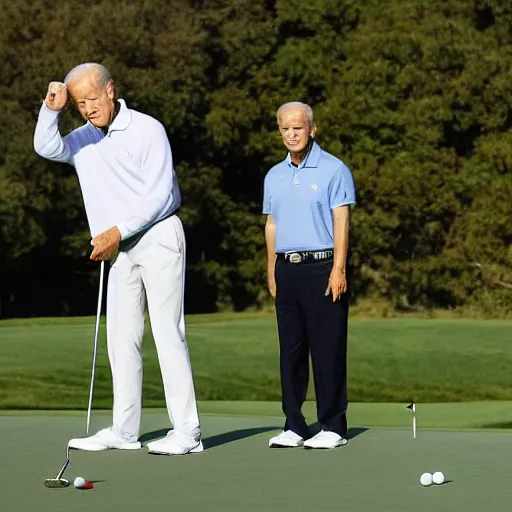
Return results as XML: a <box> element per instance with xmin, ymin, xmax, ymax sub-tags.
<box><xmin>433</xmin><ymin>471</ymin><xmax>445</xmax><ymax>485</ymax></box>
<box><xmin>74</xmin><ymin>476</ymin><xmax>86</xmax><ymax>489</ymax></box>
<box><xmin>420</xmin><ymin>472</ymin><xmax>433</xmax><ymax>486</ymax></box>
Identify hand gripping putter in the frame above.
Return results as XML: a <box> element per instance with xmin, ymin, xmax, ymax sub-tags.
<box><xmin>44</xmin><ymin>261</ymin><xmax>105</xmax><ymax>488</ymax></box>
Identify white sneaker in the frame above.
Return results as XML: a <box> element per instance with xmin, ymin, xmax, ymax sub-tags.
<box><xmin>147</xmin><ymin>430</ymin><xmax>203</xmax><ymax>455</ymax></box>
<box><xmin>68</xmin><ymin>427</ymin><xmax>141</xmax><ymax>452</ymax></box>
<box><xmin>269</xmin><ymin>430</ymin><xmax>304</xmax><ymax>448</ymax></box>
<box><xmin>303</xmin><ymin>430</ymin><xmax>348</xmax><ymax>449</ymax></box>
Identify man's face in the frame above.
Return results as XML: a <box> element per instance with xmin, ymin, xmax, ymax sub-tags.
<box><xmin>68</xmin><ymin>72</ymin><xmax>115</xmax><ymax>128</ymax></box>
<box><xmin>278</xmin><ymin>108</ymin><xmax>314</xmax><ymax>154</ymax></box>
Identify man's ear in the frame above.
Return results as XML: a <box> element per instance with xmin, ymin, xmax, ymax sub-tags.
<box><xmin>107</xmin><ymin>80</ymin><xmax>115</xmax><ymax>101</ymax></box>
<box><xmin>310</xmin><ymin>124</ymin><xmax>317</xmax><ymax>139</ymax></box>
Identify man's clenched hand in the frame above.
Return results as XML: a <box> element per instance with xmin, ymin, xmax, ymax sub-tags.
<box><xmin>45</xmin><ymin>82</ymin><xmax>68</xmax><ymax>111</ymax></box>
<box><xmin>90</xmin><ymin>226</ymin><xmax>121</xmax><ymax>261</ymax></box>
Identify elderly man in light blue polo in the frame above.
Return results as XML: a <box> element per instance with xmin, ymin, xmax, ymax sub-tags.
<box><xmin>264</xmin><ymin>101</ymin><xmax>356</xmax><ymax>449</ymax></box>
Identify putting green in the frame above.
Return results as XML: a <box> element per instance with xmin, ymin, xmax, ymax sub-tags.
<box><xmin>2</xmin><ymin>407</ymin><xmax>512</xmax><ymax>511</ymax></box>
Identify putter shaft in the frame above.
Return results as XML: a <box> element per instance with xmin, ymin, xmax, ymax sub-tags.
<box><xmin>86</xmin><ymin>260</ymin><xmax>105</xmax><ymax>436</ymax></box>
<box><xmin>56</xmin><ymin>457</ymin><xmax>70</xmax><ymax>480</ymax></box>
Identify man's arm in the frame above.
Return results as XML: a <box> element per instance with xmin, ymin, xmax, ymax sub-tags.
<box><xmin>116</xmin><ymin>121</ymin><xmax>176</xmax><ymax>240</ymax></box>
<box><xmin>332</xmin><ymin>206</ymin><xmax>350</xmax><ymax>273</ymax></box>
<box><xmin>265</xmin><ymin>214</ymin><xmax>277</xmax><ymax>299</ymax></box>
<box><xmin>91</xmin><ymin>121</ymin><xmax>176</xmax><ymax>261</ymax></box>
<box><xmin>33</xmin><ymin>82</ymin><xmax>73</xmax><ymax>164</ymax></box>
<box><xmin>325</xmin><ymin>206</ymin><xmax>350</xmax><ymax>301</ymax></box>
<box><xmin>326</xmin><ymin>162</ymin><xmax>356</xmax><ymax>301</ymax></box>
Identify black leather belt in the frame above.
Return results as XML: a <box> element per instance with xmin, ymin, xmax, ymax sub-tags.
<box><xmin>119</xmin><ymin>208</ymin><xmax>181</xmax><ymax>252</ymax></box>
<box><xmin>277</xmin><ymin>249</ymin><xmax>334</xmax><ymax>264</ymax></box>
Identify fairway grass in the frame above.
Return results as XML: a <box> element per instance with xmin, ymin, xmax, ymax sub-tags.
<box><xmin>1</xmin><ymin>314</ymin><xmax>512</xmax><ymax>409</ymax></box>
<box><xmin>3</xmin><ymin>401</ymin><xmax>512</xmax><ymax>431</ymax></box>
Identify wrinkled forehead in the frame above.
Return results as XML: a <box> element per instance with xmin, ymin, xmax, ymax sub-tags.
<box><xmin>67</xmin><ymin>71</ymin><xmax>105</xmax><ymax>101</ymax></box>
<box><xmin>278</xmin><ymin>107</ymin><xmax>310</xmax><ymax>127</ymax></box>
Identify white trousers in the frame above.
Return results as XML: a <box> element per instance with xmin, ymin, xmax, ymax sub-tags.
<box><xmin>106</xmin><ymin>215</ymin><xmax>200</xmax><ymax>441</ymax></box>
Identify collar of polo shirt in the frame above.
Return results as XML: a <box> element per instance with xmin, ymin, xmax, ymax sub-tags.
<box><xmin>286</xmin><ymin>141</ymin><xmax>322</xmax><ymax>170</ymax></box>
<box><xmin>91</xmin><ymin>99</ymin><xmax>133</xmax><ymax>135</ymax></box>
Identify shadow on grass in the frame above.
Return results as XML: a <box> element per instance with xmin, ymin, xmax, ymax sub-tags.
<box><xmin>203</xmin><ymin>427</ymin><xmax>280</xmax><ymax>449</ymax></box>
<box><xmin>477</xmin><ymin>422</ymin><xmax>512</xmax><ymax>429</ymax></box>
<box><xmin>348</xmin><ymin>427</ymin><xmax>368</xmax><ymax>440</ymax></box>
<box><xmin>140</xmin><ymin>424</ymin><xmax>368</xmax><ymax>447</ymax></box>
<box><xmin>139</xmin><ymin>426</ymin><xmax>280</xmax><ymax>449</ymax></box>
<box><xmin>308</xmin><ymin>422</ymin><xmax>368</xmax><ymax>440</ymax></box>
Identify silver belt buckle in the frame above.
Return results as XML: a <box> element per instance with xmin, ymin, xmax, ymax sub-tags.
<box><xmin>288</xmin><ymin>252</ymin><xmax>302</xmax><ymax>264</ymax></box>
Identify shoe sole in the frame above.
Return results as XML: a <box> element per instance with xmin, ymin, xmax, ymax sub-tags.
<box><xmin>147</xmin><ymin>442</ymin><xmax>204</xmax><ymax>456</ymax></box>
<box><xmin>303</xmin><ymin>441</ymin><xmax>348</xmax><ymax>450</ymax></box>
<box><xmin>119</xmin><ymin>443</ymin><xmax>142</xmax><ymax>450</ymax></box>
<box><xmin>269</xmin><ymin>442</ymin><xmax>304</xmax><ymax>448</ymax></box>
<box><xmin>68</xmin><ymin>442</ymin><xmax>142</xmax><ymax>452</ymax></box>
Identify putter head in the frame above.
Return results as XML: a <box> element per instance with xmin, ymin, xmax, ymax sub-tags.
<box><xmin>44</xmin><ymin>478</ymin><xmax>70</xmax><ymax>488</ymax></box>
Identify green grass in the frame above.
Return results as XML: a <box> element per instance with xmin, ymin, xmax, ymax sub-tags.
<box><xmin>1</xmin><ymin>314</ymin><xmax>512</xmax><ymax>409</ymax></box>
<box><xmin>6</xmin><ymin>413</ymin><xmax>512</xmax><ymax>511</ymax></box>
<box><xmin>3</xmin><ymin>401</ymin><xmax>512</xmax><ymax>430</ymax></box>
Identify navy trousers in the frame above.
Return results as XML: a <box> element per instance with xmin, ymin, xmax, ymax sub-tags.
<box><xmin>275</xmin><ymin>257</ymin><xmax>349</xmax><ymax>439</ymax></box>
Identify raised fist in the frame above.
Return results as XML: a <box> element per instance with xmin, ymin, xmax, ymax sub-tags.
<box><xmin>45</xmin><ymin>82</ymin><xmax>68</xmax><ymax>111</ymax></box>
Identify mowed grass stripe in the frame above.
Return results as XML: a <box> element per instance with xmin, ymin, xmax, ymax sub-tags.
<box><xmin>0</xmin><ymin>315</ymin><xmax>511</xmax><ymax>408</ymax></box>
<box><xmin>4</xmin><ymin>401</ymin><xmax>512</xmax><ymax>431</ymax></box>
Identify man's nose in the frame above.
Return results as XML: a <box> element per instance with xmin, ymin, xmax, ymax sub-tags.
<box><xmin>85</xmin><ymin>104</ymin><xmax>96</xmax><ymax>117</ymax></box>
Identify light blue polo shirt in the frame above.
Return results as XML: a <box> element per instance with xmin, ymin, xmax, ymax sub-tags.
<box><xmin>263</xmin><ymin>142</ymin><xmax>356</xmax><ymax>253</ymax></box>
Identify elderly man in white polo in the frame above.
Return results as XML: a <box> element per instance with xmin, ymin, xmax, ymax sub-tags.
<box><xmin>34</xmin><ymin>63</ymin><xmax>202</xmax><ymax>455</ymax></box>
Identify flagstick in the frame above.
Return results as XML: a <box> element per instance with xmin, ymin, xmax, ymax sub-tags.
<box><xmin>407</xmin><ymin>402</ymin><xmax>416</xmax><ymax>438</ymax></box>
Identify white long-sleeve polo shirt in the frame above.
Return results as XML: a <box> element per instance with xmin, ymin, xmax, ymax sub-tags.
<box><xmin>33</xmin><ymin>99</ymin><xmax>181</xmax><ymax>244</ymax></box>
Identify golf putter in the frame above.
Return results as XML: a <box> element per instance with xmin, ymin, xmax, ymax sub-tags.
<box><xmin>44</xmin><ymin>446</ymin><xmax>71</xmax><ymax>488</ymax></box>
<box><xmin>44</xmin><ymin>262</ymin><xmax>105</xmax><ymax>488</ymax></box>
<box><xmin>86</xmin><ymin>260</ymin><xmax>105</xmax><ymax>435</ymax></box>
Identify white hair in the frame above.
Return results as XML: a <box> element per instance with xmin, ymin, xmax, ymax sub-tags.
<box><xmin>64</xmin><ymin>63</ymin><xmax>112</xmax><ymax>86</ymax></box>
<box><xmin>276</xmin><ymin>102</ymin><xmax>314</xmax><ymax>127</ymax></box>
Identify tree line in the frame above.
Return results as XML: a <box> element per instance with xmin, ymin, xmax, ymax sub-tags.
<box><xmin>1</xmin><ymin>0</ymin><xmax>511</xmax><ymax>318</ymax></box>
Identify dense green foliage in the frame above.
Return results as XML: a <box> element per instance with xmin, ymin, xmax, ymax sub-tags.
<box><xmin>1</xmin><ymin>315</ymin><xmax>512</xmax><ymax>407</ymax></box>
<box><xmin>0</xmin><ymin>0</ymin><xmax>511</xmax><ymax>317</ymax></box>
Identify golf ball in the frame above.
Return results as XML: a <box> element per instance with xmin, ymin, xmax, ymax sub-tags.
<box><xmin>420</xmin><ymin>472</ymin><xmax>433</xmax><ymax>486</ymax></box>
<box><xmin>433</xmin><ymin>471</ymin><xmax>445</xmax><ymax>485</ymax></box>
<box><xmin>74</xmin><ymin>476</ymin><xmax>86</xmax><ymax>489</ymax></box>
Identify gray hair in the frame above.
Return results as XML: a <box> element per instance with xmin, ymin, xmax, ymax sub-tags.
<box><xmin>276</xmin><ymin>102</ymin><xmax>314</xmax><ymax>127</ymax></box>
<box><xmin>64</xmin><ymin>63</ymin><xmax>112</xmax><ymax>86</ymax></box>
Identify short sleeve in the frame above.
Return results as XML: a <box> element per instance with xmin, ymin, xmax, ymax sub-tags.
<box><xmin>262</xmin><ymin>175</ymin><xmax>272</xmax><ymax>214</ymax></box>
<box><xmin>329</xmin><ymin>163</ymin><xmax>356</xmax><ymax>208</ymax></box>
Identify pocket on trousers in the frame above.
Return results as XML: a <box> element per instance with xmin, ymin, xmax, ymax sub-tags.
<box><xmin>154</xmin><ymin>217</ymin><xmax>182</xmax><ymax>253</ymax></box>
